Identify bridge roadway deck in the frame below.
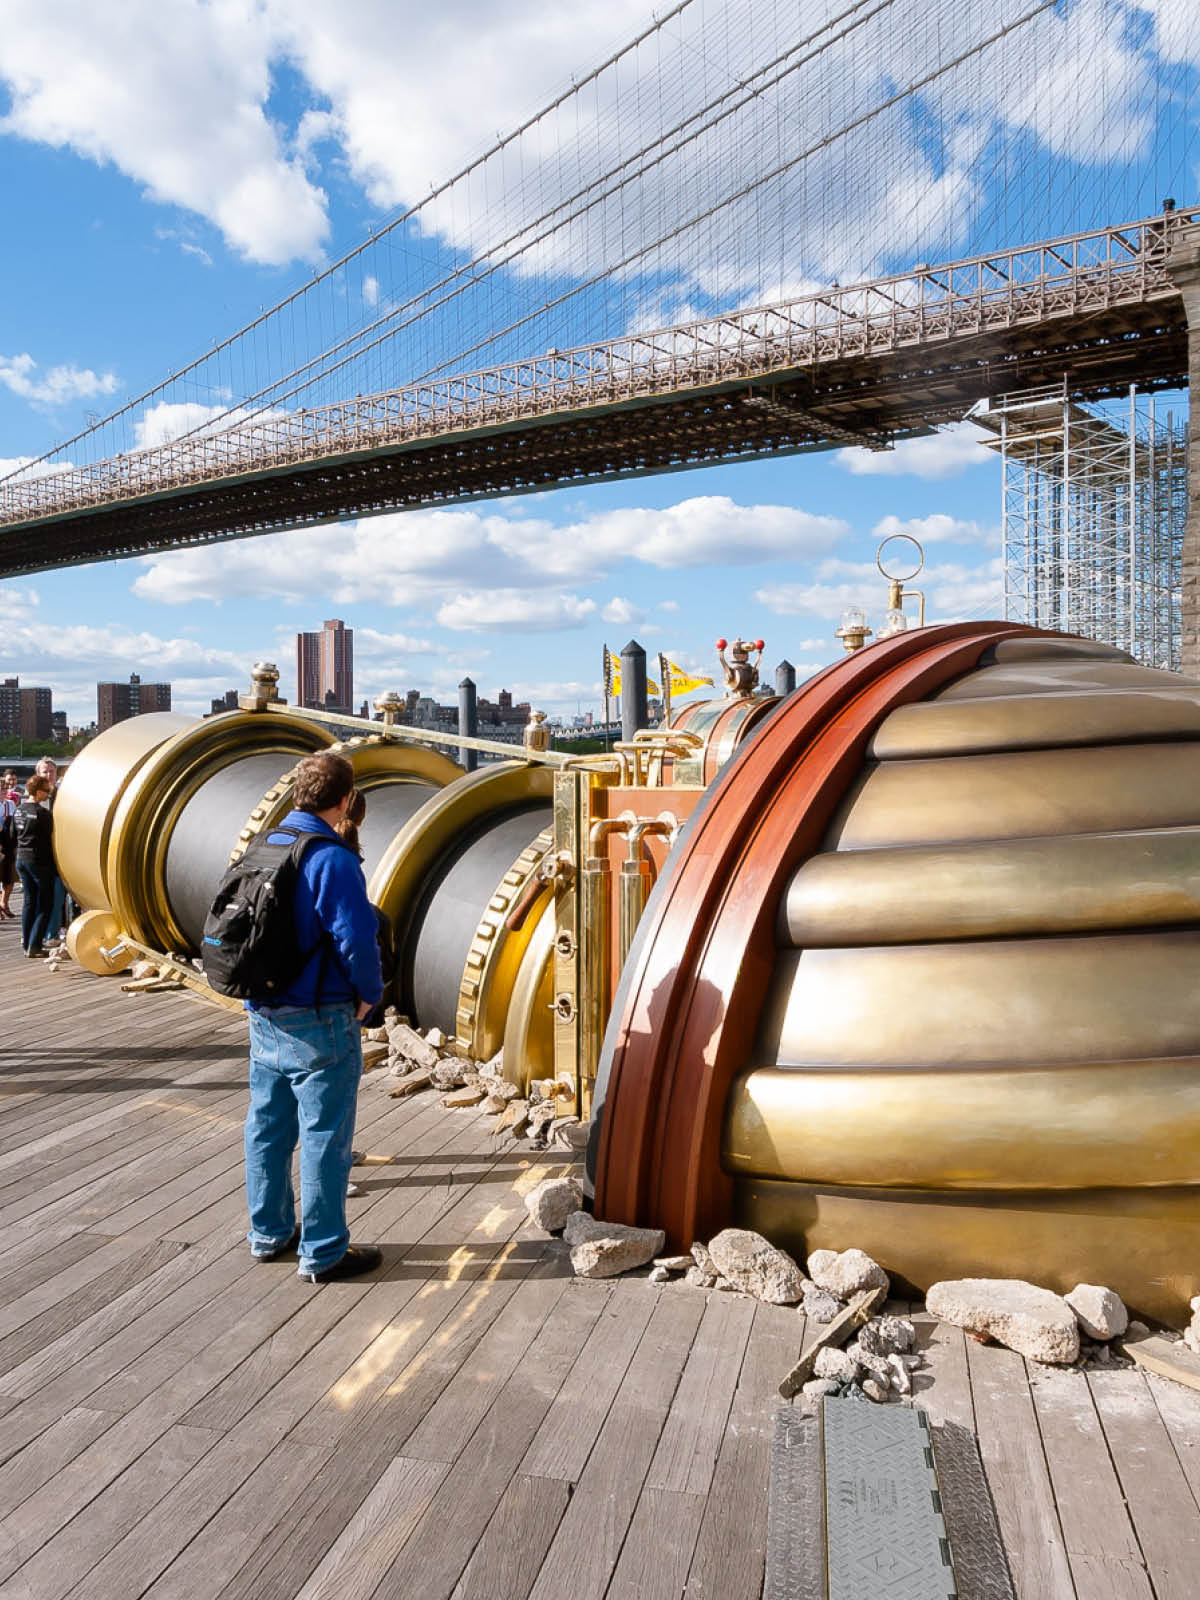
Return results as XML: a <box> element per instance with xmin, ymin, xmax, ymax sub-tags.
<box><xmin>2</xmin><ymin>910</ymin><xmax>1200</xmax><ymax>1598</ymax></box>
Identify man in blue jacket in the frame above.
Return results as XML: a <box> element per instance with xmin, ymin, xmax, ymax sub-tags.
<box><xmin>244</xmin><ymin>750</ymin><xmax>384</xmax><ymax>1283</ymax></box>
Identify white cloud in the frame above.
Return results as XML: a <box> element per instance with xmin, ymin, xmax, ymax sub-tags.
<box><xmin>0</xmin><ymin>0</ymin><xmax>328</xmax><ymax>265</ymax></box>
<box><xmin>436</xmin><ymin>590</ymin><xmax>597</xmax><ymax>633</ymax></box>
<box><xmin>835</xmin><ymin>423</ymin><xmax>994</xmax><ymax>481</ymax></box>
<box><xmin>871</xmin><ymin>512</ymin><xmax>995</xmax><ymax>546</ymax></box>
<box><xmin>601</xmin><ymin>596</ymin><xmax>644</xmax><ymax>625</ymax></box>
<box><xmin>131</xmin><ymin>400</ymin><xmax>287</xmax><ymax>451</ymax></box>
<box><xmin>657</xmin><ymin>599</ymin><xmax>680</xmax><ymax>613</ymax></box>
<box><xmin>133</xmin><ymin>495</ymin><xmax>853</xmax><ymax>609</ymax></box>
<box><xmin>0</xmin><ymin>585</ymin><xmax>38</xmax><ymax>623</ymax></box>
<box><xmin>0</xmin><ymin>352</ymin><xmax>119</xmax><ymax>409</ymax></box>
<box><xmin>755</xmin><ymin>555</ymin><xmax>1004</xmax><ymax>623</ymax></box>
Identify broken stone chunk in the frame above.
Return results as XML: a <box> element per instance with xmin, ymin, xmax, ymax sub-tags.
<box><xmin>858</xmin><ymin>1314</ymin><xmax>916</xmax><ymax>1357</ymax></box>
<box><xmin>926</xmin><ymin>1278</ymin><xmax>1080</xmax><ymax>1365</ymax></box>
<box><xmin>524</xmin><ymin>1175</ymin><xmax>583</xmax><ymax>1233</ymax></box>
<box><xmin>431</xmin><ymin>1059</ymin><xmax>466</xmax><ymax>1092</ymax></box>
<box><xmin>684</xmin><ymin>1265</ymin><xmax>718</xmax><ymax>1289</ymax></box>
<box><xmin>1066</xmin><ymin>1283</ymin><xmax>1128</xmax><ymax>1342</ymax></box>
<box><xmin>649</xmin><ymin>1266</ymin><xmax>671</xmax><ymax>1284</ymax></box>
<box><xmin>807</xmin><ymin>1248</ymin><xmax>889</xmax><ymax>1301</ymax></box>
<box><xmin>801</xmin><ymin>1279</ymin><xmax>841</xmax><ymax>1324</ymax></box>
<box><xmin>799</xmin><ymin>1377</ymin><xmax>840</xmax><ymax>1415</ymax></box>
<box><xmin>388</xmin><ymin>1067</ymin><xmax>432</xmax><ymax>1098</ymax></box>
<box><xmin>564</xmin><ymin>1212</ymin><xmax>665</xmax><ymax>1279</ymax></box>
<box><xmin>424</xmin><ymin>1026</ymin><xmax>447</xmax><ymax>1049</ymax></box>
<box><xmin>887</xmin><ymin>1353</ymin><xmax>912</xmax><ymax>1394</ymax></box>
<box><xmin>707</xmin><ymin>1228</ymin><xmax>803</xmax><ymax>1305</ymax></box>
<box><xmin>442</xmin><ymin>1085</ymin><xmax>486</xmax><ymax>1108</ymax></box>
<box><xmin>691</xmin><ymin>1241</ymin><xmax>717</xmax><ymax>1275</ymax></box>
<box><xmin>654</xmin><ymin>1255</ymin><xmax>695</xmax><ymax>1273</ymax></box>
<box><xmin>813</xmin><ymin>1346</ymin><xmax>860</xmax><ymax>1384</ymax></box>
<box><xmin>862</xmin><ymin>1377</ymin><xmax>890</xmax><ymax>1404</ymax></box>
<box><xmin>387</xmin><ymin>1024</ymin><xmax>439</xmax><ymax>1070</ymax></box>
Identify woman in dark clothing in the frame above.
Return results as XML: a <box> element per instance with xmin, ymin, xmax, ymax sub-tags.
<box><xmin>15</xmin><ymin>775</ymin><xmax>56</xmax><ymax>957</ymax></box>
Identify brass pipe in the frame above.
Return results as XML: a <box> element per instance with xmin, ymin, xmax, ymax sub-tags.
<box><xmin>578</xmin><ymin>818</ymin><xmax>625</xmax><ymax>1099</ymax></box>
<box><xmin>251</xmin><ymin>695</ymin><xmax>569</xmax><ymax>767</ymax></box>
<box><xmin>617</xmin><ymin>815</ymin><xmax>675</xmax><ymax>969</ymax></box>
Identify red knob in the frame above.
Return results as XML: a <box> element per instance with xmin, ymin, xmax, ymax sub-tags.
<box><xmin>715</xmin><ymin>638</ymin><xmax>727</xmax><ymax>650</ymax></box>
<box><xmin>755</xmin><ymin>638</ymin><xmax>765</xmax><ymax>650</ymax></box>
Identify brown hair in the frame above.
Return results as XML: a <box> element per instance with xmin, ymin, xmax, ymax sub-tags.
<box><xmin>293</xmin><ymin>751</ymin><xmax>355</xmax><ymax>814</ymax></box>
<box><xmin>25</xmin><ymin>776</ymin><xmax>50</xmax><ymax>799</ymax></box>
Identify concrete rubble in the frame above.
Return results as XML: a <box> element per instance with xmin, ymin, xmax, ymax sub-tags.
<box><xmin>708</xmin><ymin>1227</ymin><xmax>804</xmax><ymax>1305</ymax></box>
<box><xmin>927</xmin><ymin>1278</ymin><xmax>1081</xmax><ymax>1365</ymax></box>
<box><xmin>563</xmin><ymin>1211</ymin><xmax>665</xmax><ymax>1279</ymax></box>
<box><xmin>524</xmin><ymin>1175</ymin><xmax>583</xmax><ymax>1232</ymax></box>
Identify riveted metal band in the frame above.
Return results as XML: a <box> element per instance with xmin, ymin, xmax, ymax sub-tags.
<box><xmin>454</xmin><ymin>826</ymin><xmax>553</xmax><ymax>1064</ymax></box>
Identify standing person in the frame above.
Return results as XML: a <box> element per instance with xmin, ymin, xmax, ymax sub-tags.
<box><xmin>1</xmin><ymin>770</ymin><xmax>17</xmax><ymax>804</ymax></box>
<box><xmin>34</xmin><ymin>757</ymin><xmax>67</xmax><ymax>942</ymax></box>
<box><xmin>242</xmin><ymin>751</ymin><xmax>384</xmax><ymax>1284</ymax></box>
<box><xmin>0</xmin><ymin>781</ymin><xmax>15</xmax><ymax>921</ymax></box>
<box><xmin>15</xmin><ymin>775</ymin><xmax>55</xmax><ymax>956</ymax></box>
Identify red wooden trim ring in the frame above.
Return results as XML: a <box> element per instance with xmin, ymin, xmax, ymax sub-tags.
<box><xmin>593</xmin><ymin>622</ymin><xmax>1049</xmax><ymax>1247</ymax></box>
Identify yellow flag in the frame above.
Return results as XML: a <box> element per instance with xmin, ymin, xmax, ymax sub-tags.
<box><xmin>665</xmin><ymin>658</ymin><xmax>713</xmax><ymax>697</ymax></box>
<box><xmin>604</xmin><ymin>646</ymin><xmax>660</xmax><ymax>697</ymax></box>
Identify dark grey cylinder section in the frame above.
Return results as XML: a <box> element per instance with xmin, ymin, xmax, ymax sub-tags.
<box><xmin>775</xmin><ymin>660</ymin><xmax>796</xmax><ymax>696</ymax></box>
<box><xmin>621</xmin><ymin>639</ymin><xmax>649</xmax><ymax>744</ymax></box>
<box><xmin>403</xmin><ymin>802</ymin><xmax>552</xmax><ymax>1030</ymax></box>
<box><xmin>164</xmin><ymin>752</ymin><xmax>297</xmax><ymax>947</ymax></box>
<box><xmin>458</xmin><ymin>678</ymin><xmax>478</xmax><ymax>773</ymax></box>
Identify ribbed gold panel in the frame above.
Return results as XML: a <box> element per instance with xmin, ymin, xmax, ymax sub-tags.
<box><xmin>761</xmin><ymin>933</ymin><xmax>1200</xmax><ymax>1068</ymax></box>
<box><xmin>827</xmin><ymin>741</ymin><xmax>1200</xmax><ymax>850</ymax></box>
<box><xmin>780</xmin><ymin>827</ymin><xmax>1200</xmax><ymax>946</ymax></box>
<box><xmin>734</xmin><ymin>1178</ymin><xmax>1200</xmax><ymax>1324</ymax></box>
<box><xmin>870</xmin><ymin>687</ymin><xmax>1200</xmax><ymax>760</ymax></box>
<box><xmin>725</xmin><ymin>1060</ymin><xmax>1200</xmax><ymax>1190</ymax></box>
<box><xmin>983</xmin><ymin>638</ymin><xmax>1133</xmax><ymax>665</ymax></box>
<box><xmin>934</xmin><ymin>660</ymin><xmax>1192</xmax><ymax>701</ymax></box>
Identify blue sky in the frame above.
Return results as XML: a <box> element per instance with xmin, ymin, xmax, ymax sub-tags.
<box><xmin>0</xmin><ymin>0</ymin><xmax>1195</xmax><ymax>727</ymax></box>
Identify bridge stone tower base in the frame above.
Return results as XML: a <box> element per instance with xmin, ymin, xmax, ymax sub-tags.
<box><xmin>1169</xmin><ymin>223</ymin><xmax>1200</xmax><ymax>676</ymax></box>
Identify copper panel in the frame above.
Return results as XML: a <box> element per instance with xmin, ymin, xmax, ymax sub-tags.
<box><xmin>935</xmin><ymin>660</ymin><xmax>1189</xmax><ymax>701</ymax></box>
<box><xmin>870</xmin><ymin>687</ymin><xmax>1200</xmax><ymax>760</ymax></box>
<box><xmin>827</xmin><ymin>742</ymin><xmax>1200</xmax><ymax>850</ymax></box>
<box><xmin>734</xmin><ymin>1178</ymin><xmax>1200</xmax><ymax>1325</ymax></box>
<box><xmin>724</xmin><ymin>1060</ymin><xmax>1200</xmax><ymax>1190</ymax></box>
<box><xmin>761</xmin><ymin>932</ymin><xmax>1200</xmax><ymax>1069</ymax></box>
<box><xmin>781</xmin><ymin>827</ymin><xmax>1200</xmax><ymax>946</ymax></box>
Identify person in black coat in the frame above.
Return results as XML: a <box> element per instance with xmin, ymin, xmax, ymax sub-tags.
<box><xmin>15</xmin><ymin>775</ymin><xmax>56</xmax><ymax>957</ymax></box>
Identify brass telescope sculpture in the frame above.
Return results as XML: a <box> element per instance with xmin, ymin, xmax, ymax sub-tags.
<box><xmin>53</xmin><ymin>629</ymin><xmax>1200</xmax><ymax>1323</ymax></box>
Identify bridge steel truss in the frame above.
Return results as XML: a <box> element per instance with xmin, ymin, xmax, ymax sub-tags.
<box><xmin>980</xmin><ymin>383</ymin><xmax>1189</xmax><ymax>671</ymax></box>
<box><xmin>0</xmin><ymin>210</ymin><xmax>1193</xmax><ymax>577</ymax></box>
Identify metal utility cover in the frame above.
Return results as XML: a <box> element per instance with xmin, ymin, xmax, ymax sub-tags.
<box><xmin>823</xmin><ymin>1398</ymin><xmax>956</xmax><ymax>1600</ymax></box>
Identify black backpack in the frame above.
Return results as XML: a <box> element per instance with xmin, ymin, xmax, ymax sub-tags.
<box><xmin>201</xmin><ymin>825</ymin><xmax>345</xmax><ymax>1000</ymax></box>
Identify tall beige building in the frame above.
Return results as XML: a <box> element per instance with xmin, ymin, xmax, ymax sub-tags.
<box><xmin>296</xmin><ymin>618</ymin><xmax>353</xmax><ymax>711</ymax></box>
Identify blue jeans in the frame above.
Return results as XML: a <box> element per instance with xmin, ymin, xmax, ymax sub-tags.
<box><xmin>16</xmin><ymin>861</ymin><xmax>55</xmax><ymax>953</ymax></box>
<box><xmin>245</xmin><ymin>1003</ymin><xmax>363</xmax><ymax>1274</ymax></box>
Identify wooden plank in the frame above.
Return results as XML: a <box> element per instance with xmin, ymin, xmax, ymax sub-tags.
<box><xmin>605</xmin><ymin>1485</ymin><xmax>707</xmax><ymax>1600</ymax></box>
<box><xmin>0</xmin><ymin>1406</ymin><xmax>114</xmax><ymax>1521</ymax></box>
<box><xmin>404</xmin><ymin>1275</ymin><xmax>612</xmax><ymax>1463</ymax></box>
<box><xmin>1121</xmin><ymin>1331</ymin><xmax>1200</xmax><ymax>1393</ymax></box>
<box><xmin>965</xmin><ymin>1339</ymin><xmax>1076</xmax><ymax>1600</ymax></box>
<box><xmin>362</xmin><ymin>1272</ymin><xmax>603</xmax><ymax>1600</ymax></box>
<box><xmin>0</xmin><ymin>1237</ymin><xmax>187</xmax><ymax>1371</ymax></box>
<box><xmin>290</xmin><ymin>1457</ymin><xmax>449</xmax><ymax>1600</ymax></box>
<box><xmin>910</xmin><ymin>1310</ymin><xmax>976</xmax><ymax>1431</ymax></box>
<box><xmin>521</xmin><ymin>1276</ymin><xmax>658</xmax><ymax>1482</ymax></box>
<box><xmin>1031</xmin><ymin>1363</ymin><xmax>1154</xmax><ymax>1600</ymax></box>
<box><xmin>1144</xmin><ymin>1368</ymin><xmax>1200</xmax><ymax>1512</ymax></box>
<box><xmin>526</xmin><ymin>1291</ymin><xmax>706</xmax><ymax>1600</ymax></box>
<box><xmin>644</xmin><ymin>1290</ymin><xmax>754</xmax><ymax>1497</ymax></box>
<box><xmin>687</xmin><ymin>1300</ymin><xmax>801</xmax><ymax>1600</ymax></box>
<box><xmin>1</xmin><ymin>1421</ymin><xmax>221</xmax><ymax>1599</ymax></box>
<box><xmin>1090</xmin><ymin>1366</ymin><xmax>1200</xmax><ymax>1600</ymax></box>
<box><xmin>451</xmin><ymin>1474</ymin><xmax>572</xmax><ymax>1600</ymax></box>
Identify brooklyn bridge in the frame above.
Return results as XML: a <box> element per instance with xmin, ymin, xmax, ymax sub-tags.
<box><xmin>0</xmin><ymin>0</ymin><xmax>1196</xmax><ymax>652</ymax></box>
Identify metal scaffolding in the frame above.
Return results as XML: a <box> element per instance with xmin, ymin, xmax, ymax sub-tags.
<box><xmin>976</xmin><ymin>383</ymin><xmax>1188</xmax><ymax>671</ymax></box>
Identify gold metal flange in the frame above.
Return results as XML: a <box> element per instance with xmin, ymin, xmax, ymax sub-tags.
<box><xmin>454</xmin><ymin>826</ymin><xmax>553</xmax><ymax>1068</ymax></box>
<box><xmin>368</xmin><ymin>759</ymin><xmax>554</xmax><ymax>931</ymax></box>
<box><xmin>64</xmin><ymin>908</ymin><xmax>135</xmax><ymax>975</ymax></box>
<box><xmin>53</xmin><ymin>711</ymin><xmax>196</xmax><ymax>913</ymax></box>
<box><xmin>228</xmin><ymin>734</ymin><xmax>463</xmax><ymax>866</ymax></box>
<box><xmin>104</xmin><ymin>711</ymin><xmax>335</xmax><ymax>948</ymax></box>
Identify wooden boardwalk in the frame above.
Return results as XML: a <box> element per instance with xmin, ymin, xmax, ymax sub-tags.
<box><xmin>3</xmin><ymin>910</ymin><xmax>1200</xmax><ymax>1599</ymax></box>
